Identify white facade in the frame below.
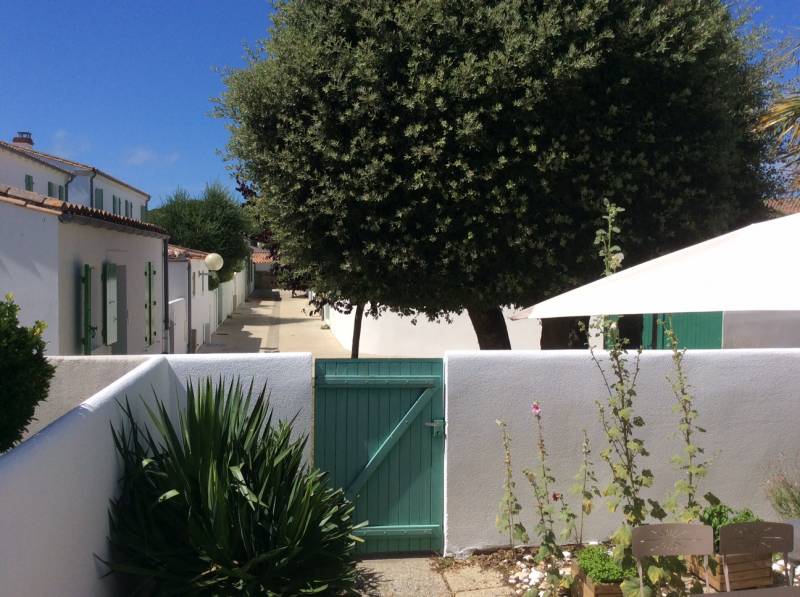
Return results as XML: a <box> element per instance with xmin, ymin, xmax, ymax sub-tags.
<box><xmin>0</xmin><ymin>146</ymin><xmax>71</xmax><ymax>199</ymax></box>
<box><xmin>0</xmin><ymin>201</ymin><xmax>61</xmax><ymax>350</ymax></box>
<box><xmin>57</xmin><ymin>221</ymin><xmax>165</xmax><ymax>355</ymax></box>
<box><xmin>168</xmin><ymin>256</ymin><xmax>215</xmax><ymax>350</ymax></box>
<box><xmin>324</xmin><ymin>305</ymin><xmax>541</xmax><ymax>357</ymax></box>
<box><xmin>0</xmin><ymin>140</ymin><xmax>149</xmax><ymax>221</ymax></box>
<box><xmin>0</xmin><ymin>190</ymin><xmax>167</xmax><ymax>355</ymax></box>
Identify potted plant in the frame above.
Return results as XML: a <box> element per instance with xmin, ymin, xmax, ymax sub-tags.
<box><xmin>687</xmin><ymin>502</ymin><xmax>770</xmax><ymax>591</ymax></box>
<box><xmin>572</xmin><ymin>545</ymin><xmax>635</xmax><ymax>597</ymax></box>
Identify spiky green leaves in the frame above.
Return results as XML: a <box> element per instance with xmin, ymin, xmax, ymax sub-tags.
<box><xmin>107</xmin><ymin>378</ymin><xmax>361</xmax><ymax>595</ymax></box>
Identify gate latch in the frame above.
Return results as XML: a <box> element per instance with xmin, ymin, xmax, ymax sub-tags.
<box><xmin>424</xmin><ymin>419</ymin><xmax>445</xmax><ymax>438</ymax></box>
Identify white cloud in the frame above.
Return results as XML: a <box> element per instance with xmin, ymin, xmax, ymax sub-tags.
<box><xmin>125</xmin><ymin>147</ymin><xmax>179</xmax><ymax>167</ymax></box>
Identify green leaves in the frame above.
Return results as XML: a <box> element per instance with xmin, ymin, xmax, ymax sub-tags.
<box><xmin>0</xmin><ymin>293</ymin><xmax>55</xmax><ymax>452</ymax></box>
<box><xmin>218</xmin><ymin>0</ymin><xmax>777</xmax><ymax>325</ymax></box>
<box><xmin>107</xmin><ymin>379</ymin><xmax>360</xmax><ymax>595</ymax></box>
<box><xmin>496</xmin><ymin>420</ymin><xmax>529</xmax><ymax>549</ymax></box>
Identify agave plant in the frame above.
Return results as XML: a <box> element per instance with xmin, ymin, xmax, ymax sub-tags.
<box><xmin>107</xmin><ymin>378</ymin><xmax>361</xmax><ymax>595</ymax></box>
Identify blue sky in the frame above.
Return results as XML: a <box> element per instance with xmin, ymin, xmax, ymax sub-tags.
<box><xmin>1</xmin><ymin>1</ymin><xmax>797</xmax><ymax>207</ymax></box>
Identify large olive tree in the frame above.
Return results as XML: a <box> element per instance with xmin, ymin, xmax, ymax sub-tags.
<box><xmin>218</xmin><ymin>0</ymin><xmax>777</xmax><ymax>349</ymax></box>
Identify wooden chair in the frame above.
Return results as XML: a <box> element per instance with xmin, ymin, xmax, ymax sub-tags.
<box><xmin>631</xmin><ymin>523</ymin><xmax>714</xmax><ymax>596</ymax></box>
<box><xmin>787</xmin><ymin>520</ymin><xmax>800</xmax><ymax>583</ymax></box>
<box><xmin>719</xmin><ymin>522</ymin><xmax>795</xmax><ymax>592</ymax></box>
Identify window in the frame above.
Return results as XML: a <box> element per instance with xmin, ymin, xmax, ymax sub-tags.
<box><xmin>47</xmin><ymin>181</ymin><xmax>56</xmax><ymax>197</ymax></box>
<box><xmin>140</xmin><ymin>205</ymin><xmax>147</xmax><ymax>221</ymax></box>
<box><xmin>58</xmin><ymin>185</ymin><xmax>64</xmax><ymax>200</ymax></box>
<box><xmin>125</xmin><ymin>200</ymin><xmax>131</xmax><ymax>218</ymax></box>
<box><xmin>94</xmin><ymin>188</ymin><xmax>104</xmax><ymax>210</ymax></box>
<box><xmin>111</xmin><ymin>195</ymin><xmax>119</xmax><ymax>215</ymax></box>
<box><xmin>24</xmin><ymin>174</ymin><xmax>33</xmax><ymax>191</ymax></box>
<box><xmin>192</xmin><ymin>272</ymin><xmax>196</xmax><ymax>296</ymax></box>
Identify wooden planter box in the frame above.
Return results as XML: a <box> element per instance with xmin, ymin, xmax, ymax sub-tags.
<box><xmin>571</xmin><ymin>562</ymin><xmax>624</xmax><ymax>597</ymax></box>
<box><xmin>688</xmin><ymin>554</ymin><xmax>773</xmax><ymax>591</ymax></box>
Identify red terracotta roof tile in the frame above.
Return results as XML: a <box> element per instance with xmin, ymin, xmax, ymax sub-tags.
<box><xmin>0</xmin><ymin>185</ymin><xmax>167</xmax><ymax>236</ymax></box>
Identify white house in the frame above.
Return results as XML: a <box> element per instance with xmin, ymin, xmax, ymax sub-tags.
<box><xmin>0</xmin><ymin>184</ymin><xmax>168</xmax><ymax>355</ymax></box>
<box><xmin>167</xmin><ymin>245</ymin><xmax>216</xmax><ymax>353</ymax></box>
<box><xmin>0</xmin><ymin>132</ymin><xmax>150</xmax><ymax>221</ymax></box>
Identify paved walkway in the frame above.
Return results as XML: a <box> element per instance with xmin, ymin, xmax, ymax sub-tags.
<box><xmin>357</xmin><ymin>557</ymin><xmax>512</xmax><ymax>596</ymax></box>
<box><xmin>198</xmin><ymin>290</ymin><xmax>349</xmax><ymax>357</ymax></box>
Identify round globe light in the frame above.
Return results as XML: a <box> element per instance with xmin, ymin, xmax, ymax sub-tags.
<box><xmin>204</xmin><ymin>253</ymin><xmax>224</xmax><ymax>272</ymax></box>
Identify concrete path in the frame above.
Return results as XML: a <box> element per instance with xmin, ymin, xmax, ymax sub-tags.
<box><xmin>357</xmin><ymin>557</ymin><xmax>512</xmax><ymax>597</ymax></box>
<box><xmin>198</xmin><ymin>291</ymin><xmax>349</xmax><ymax>357</ymax></box>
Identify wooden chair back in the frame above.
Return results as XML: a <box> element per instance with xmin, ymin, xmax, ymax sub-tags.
<box><xmin>719</xmin><ymin>522</ymin><xmax>795</xmax><ymax>591</ymax></box>
<box><xmin>632</xmin><ymin>524</ymin><xmax>714</xmax><ymax>597</ymax></box>
<box><xmin>632</xmin><ymin>523</ymin><xmax>714</xmax><ymax>558</ymax></box>
<box><xmin>719</xmin><ymin>522</ymin><xmax>794</xmax><ymax>556</ymax></box>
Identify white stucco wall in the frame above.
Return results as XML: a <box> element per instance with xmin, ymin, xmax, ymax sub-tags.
<box><xmin>0</xmin><ymin>148</ymin><xmax>70</xmax><ymax>197</ymax></box>
<box><xmin>26</xmin><ymin>355</ymin><xmax>151</xmax><ymax>439</ymax></box>
<box><xmin>0</xmin><ymin>353</ymin><xmax>313</xmax><ymax>597</ymax></box>
<box><xmin>443</xmin><ymin>349</ymin><xmax>800</xmax><ymax>555</ymax></box>
<box><xmin>0</xmin><ymin>202</ymin><xmax>61</xmax><ymax>351</ymax></box>
<box><xmin>93</xmin><ymin>173</ymin><xmax>148</xmax><ymax>221</ymax></box>
<box><xmin>325</xmin><ymin>305</ymin><xmax>541</xmax><ymax>357</ymax></box>
<box><xmin>58</xmin><ymin>222</ymin><xmax>165</xmax><ymax>355</ymax></box>
<box><xmin>723</xmin><ymin>311</ymin><xmax>800</xmax><ymax>348</ymax></box>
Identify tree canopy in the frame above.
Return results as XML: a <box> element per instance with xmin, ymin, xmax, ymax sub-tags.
<box><xmin>218</xmin><ymin>0</ymin><xmax>778</xmax><ymax>348</ymax></box>
<box><xmin>149</xmin><ymin>183</ymin><xmax>252</xmax><ymax>282</ymax></box>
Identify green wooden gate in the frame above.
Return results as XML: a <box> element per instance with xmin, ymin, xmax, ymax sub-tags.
<box><xmin>641</xmin><ymin>312</ymin><xmax>723</xmax><ymax>349</ymax></box>
<box><xmin>314</xmin><ymin>359</ymin><xmax>444</xmax><ymax>554</ymax></box>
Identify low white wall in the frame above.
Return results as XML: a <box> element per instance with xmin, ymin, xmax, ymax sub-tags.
<box><xmin>26</xmin><ymin>355</ymin><xmax>151</xmax><ymax>439</ymax></box>
<box><xmin>0</xmin><ymin>356</ymin><xmax>171</xmax><ymax>597</ymax></box>
<box><xmin>0</xmin><ymin>353</ymin><xmax>313</xmax><ymax>597</ymax></box>
<box><xmin>444</xmin><ymin>349</ymin><xmax>800</xmax><ymax>555</ymax></box>
<box><xmin>326</xmin><ymin>306</ymin><xmax>541</xmax><ymax>357</ymax></box>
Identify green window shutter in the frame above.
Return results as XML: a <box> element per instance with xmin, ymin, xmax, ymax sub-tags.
<box><xmin>94</xmin><ymin>188</ymin><xmax>104</xmax><ymax>210</ymax></box>
<box><xmin>192</xmin><ymin>272</ymin><xmax>196</xmax><ymax>296</ymax></box>
<box><xmin>24</xmin><ymin>174</ymin><xmax>33</xmax><ymax>191</ymax></box>
<box><xmin>103</xmin><ymin>263</ymin><xmax>119</xmax><ymax>345</ymax></box>
<box><xmin>48</xmin><ymin>181</ymin><xmax>55</xmax><ymax>197</ymax></box>
<box><xmin>140</xmin><ymin>205</ymin><xmax>147</xmax><ymax>221</ymax></box>
<box><xmin>145</xmin><ymin>262</ymin><xmax>158</xmax><ymax>346</ymax></box>
<box><xmin>81</xmin><ymin>265</ymin><xmax>94</xmax><ymax>355</ymax></box>
<box><xmin>58</xmin><ymin>185</ymin><xmax>64</xmax><ymax>200</ymax></box>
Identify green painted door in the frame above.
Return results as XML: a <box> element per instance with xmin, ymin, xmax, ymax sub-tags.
<box><xmin>314</xmin><ymin>359</ymin><xmax>445</xmax><ymax>554</ymax></box>
<box><xmin>641</xmin><ymin>312</ymin><xmax>723</xmax><ymax>349</ymax></box>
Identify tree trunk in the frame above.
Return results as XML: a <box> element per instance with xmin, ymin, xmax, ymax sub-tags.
<box><xmin>540</xmin><ymin>316</ymin><xmax>589</xmax><ymax>349</ymax></box>
<box><xmin>351</xmin><ymin>303</ymin><xmax>364</xmax><ymax>358</ymax></box>
<box><xmin>467</xmin><ymin>306</ymin><xmax>512</xmax><ymax>350</ymax></box>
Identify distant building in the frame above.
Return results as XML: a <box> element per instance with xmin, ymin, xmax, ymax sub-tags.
<box><xmin>0</xmin><ymin>131</ymin><xmax>149</xmax><ymax>222</ymax></box>
<box><xmin>0</xmin><ymin>182</ymin><xmax>168</xmax><ymax>355</ymax></box>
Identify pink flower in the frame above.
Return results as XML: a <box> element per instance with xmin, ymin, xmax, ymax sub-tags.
<box><xmin>531</xmin><ymin>401</ymin><xmax>541</xmax><ymax>417</ymax></box>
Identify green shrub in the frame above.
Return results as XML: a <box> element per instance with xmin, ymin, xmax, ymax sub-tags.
<box><xmin>577</xmin><ymin>545</ymin><xmax>636</xmax><ymax>584</ymax></box>
<box><xmin>107</xmin><ymin>379</ymin><xmax>361</xmax><ymax>595</ymax></box>
<box><xmin>765</xmin><ymin>456</ymin><xmax>800</xmax><ymax>519</ymax></box>
<box><xmin>699</xmin><ymin>502</ymin><xmax>758</xmax><ymax>550</ymax></box>
<box><xmin>0</xmin><ymin>293</ymin><xmax>55</xmax><ymax>452</ymax></box>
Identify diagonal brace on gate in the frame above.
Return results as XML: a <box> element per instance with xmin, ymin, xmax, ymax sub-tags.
<box><xmin>345</xmin><ymin>384</ymin><xmax>440</xmax><ymax>500</ymax></box>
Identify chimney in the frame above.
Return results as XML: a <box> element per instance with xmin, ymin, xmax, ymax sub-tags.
<box><xmin>12</xmin><ymin>131</ymin><xmax>33</xmax><ymax>147</ymax></box>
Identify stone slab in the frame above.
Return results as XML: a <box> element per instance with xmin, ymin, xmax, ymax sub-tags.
<box><xmin>442</xmin><ymin>565</ymin><xmax>508</xmax><ymax>592</ymax></box>
<box><xmin>358</xmin><ymin>557</ymin><xmax>451</xmax><ymax>597</ymax></box>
